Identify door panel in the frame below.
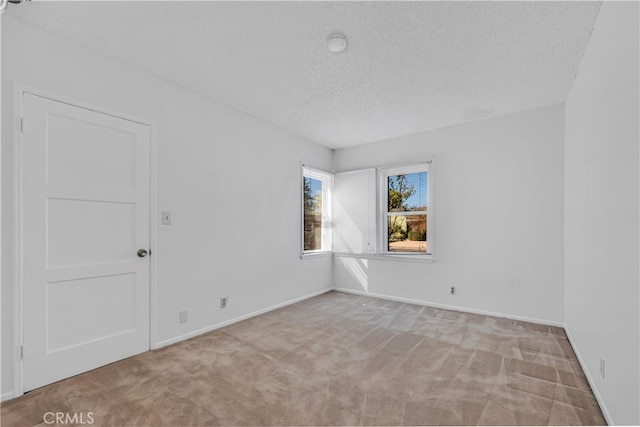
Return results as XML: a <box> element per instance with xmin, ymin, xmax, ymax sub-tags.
<box><xmin>22</xmin><ymin>93</ymin><xmax>150</xmax><ymax>392</ymax></box>
<box><xmin>46</xmin><ymin>198</ymin><xmax>136</xmax><ymax>267</ymax></box>
<box><xmin>47</xmin><ymin>273</ymin><xmax>137</xmax><ymax>352</ymax></box>
<box><xmin>46</xmin><ymin>113</ymin><xmax>137</xmax><ymax>190</ymax></box>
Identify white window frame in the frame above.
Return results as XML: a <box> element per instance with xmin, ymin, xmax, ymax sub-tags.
<box><xmin>379</xmin><ymin>162</ymin><xmax>433</xmax><ymax>257</ymax></box>
<box><xmin>301</xmin><ymin>166</ymin><xmax>333</xmax><ymax>256</ymax></box>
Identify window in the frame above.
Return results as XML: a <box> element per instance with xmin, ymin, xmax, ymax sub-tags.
<box><xmin>302</xmin><ymin>166</ymin><xmax>332</xmax><ymax>254</ymax></box>
<box><xmin>303</xmin><ymin>161</ymin><xmax>432</xmax><ymax>260</ymax></box>
<box><xmin>380</xmin><ymin>163</ymin><xmax>431</xmax><ymax>255</ymax></box>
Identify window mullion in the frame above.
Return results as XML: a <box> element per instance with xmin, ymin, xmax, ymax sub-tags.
<box><xmin>387</xmin><ymin>211</ymin><xmax>427</xmax><ymax>216</ymax></box>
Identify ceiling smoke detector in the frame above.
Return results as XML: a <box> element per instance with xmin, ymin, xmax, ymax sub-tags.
<box><xmin>327</xmin><ymin>34</ymin><xmax>347</xmax><ymax>53</ymax></box>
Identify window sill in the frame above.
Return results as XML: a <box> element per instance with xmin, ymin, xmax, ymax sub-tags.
<box><xmin>333</xmin><ymin>252</ymin><xmax>435</xmax><ymax>263</ymax></box>
<box><xmin>300</xmin><ymin>251</ymin><xmax>333</xmax><ymax>260</ymax></box>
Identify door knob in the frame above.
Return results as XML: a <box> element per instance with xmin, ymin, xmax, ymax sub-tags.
<box><xmin>137</xmin><ymin>249</ymin><xmax>149</xmax><ymax>258</ymax></box>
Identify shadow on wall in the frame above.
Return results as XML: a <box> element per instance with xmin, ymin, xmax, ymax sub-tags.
<box><xmin>337</xmin><ymin>257</ymin><xmax>369</xmax><ymax>292</ymax></box>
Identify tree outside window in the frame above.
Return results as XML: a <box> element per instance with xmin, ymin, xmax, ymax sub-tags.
<box><xmin>386</xmin><ymin>171</ymin><xmax>427</xmax><ymax>253</ymax></box>
<box><xmin>303</xmin><ymin>176</ymin><xmax>323</xmax><ymax>251</ymax></box>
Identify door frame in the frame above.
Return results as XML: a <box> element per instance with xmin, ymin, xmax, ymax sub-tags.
<box><xmin>12</xmin><ymin>83</ymin><xmax>158</xmax><ymax>398</ymax></box>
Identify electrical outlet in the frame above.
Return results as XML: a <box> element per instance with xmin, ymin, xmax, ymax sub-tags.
<box><xmin>220</xmin><ymin>297</ymin><xmax>228</xmax><ymax>309</ymax></box>
<box><xmin>450</xmin><ymin>286</ymin><xmax>456</xmax><ymax>295</ymax></box>
<box><xmin>600</xmin><ymin>358</ymin><xmax>605</xmax><ymax>379</ymax></box>
<box><xmin>179</xmin><ymin>310</ymin><xmax>188</xmax><ymax>323</ymax></box>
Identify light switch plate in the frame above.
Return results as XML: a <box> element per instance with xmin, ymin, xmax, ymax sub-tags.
<box><xmin>161</xmin><ymin>211</ymin><xmax>172</xmax><ymax>225</ymax></box>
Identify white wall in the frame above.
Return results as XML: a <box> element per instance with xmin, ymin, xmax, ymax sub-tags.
<box><xmin>333</xmin><ymin>105</ymin><xmax>565</xmax><ymax>325</ymax></box>
<box><xmin>1</xmin><ymin>17</ymin><xmax>333</xmax><ymax>398</ymax></box>
<box><xmin>564</xmin><ymin>2</ymin><xmax>640</xmax><ymax>425</ymax></box>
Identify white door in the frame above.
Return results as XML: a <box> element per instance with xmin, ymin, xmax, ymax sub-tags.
<box><xmin>21</xmin><ymin>93</ymin><xmax>150</xmax><ymax>392</ymax></box>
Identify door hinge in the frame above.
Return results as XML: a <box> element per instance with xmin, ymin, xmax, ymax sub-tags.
<box><xmin>20</xmin><ymin>117</ymin><xmax>25</xmax><ymax>134</ymax></box>
<box><xmin>20</xmin><ymin>345</ymin><xmax>24</xmax><ymax>359</ymax></box>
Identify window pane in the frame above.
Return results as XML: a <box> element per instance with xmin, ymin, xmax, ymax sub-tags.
<box><xmin>387</xmin><ymin>214</ymin><xmax>427</xmax><ymax>253</ymax></box>
<box><xmin>387</xmin><ymin>172</ymin><xmax>427</xmax><ymax>212</ymax></box>
<box><xmin>303</xmin><ymin>177</ymin><xmax>323</xmax><ymax>251</ymax></box>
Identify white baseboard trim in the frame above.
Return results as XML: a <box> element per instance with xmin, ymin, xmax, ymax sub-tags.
<box><xmin>1</xmin><ymin>390</ymin><xmax>15</xmax><ymax>402</ymax></box>
<box><xmin>155</xmin><ymin>288</ymin><xmax>332</xmax><ymax>349</ymax></box>
<box><xmin>332</xmin><ymin>287</ymin><xmax>565</xmax><ymax>328</ymax></box>
<box><xmin>564</xmin><ymin>326</ymin><xmax>613</xmax><ymax>425</ymax></box>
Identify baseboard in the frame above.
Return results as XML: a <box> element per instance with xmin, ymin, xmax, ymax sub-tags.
<box><xmin>332</xmin><ymin>287</ymin><xmax>565</xmax><ymax>328</ymax></box>
<box><xmin>155</xmin><ymin>288</ymin><xmax>332</xmax><ymax>349</ymax></box>
<box><xmin>564</xmin><ymin>326</ymin><xmax>613</xmax><ymax>425</ymax></box>
<box><xmin>1</xmin><ymin>390</ymin><xmax>15</xmax><ymax>402</ymax></box>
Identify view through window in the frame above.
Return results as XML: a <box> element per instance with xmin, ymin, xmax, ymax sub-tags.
<box><xmin>303</xmin><ymin>176</ymin><xmax>323</xmax><ymax>251</ymax></box>
<box><xmin>386</xmin><ymin>171</ymin><xmax>428</xmax><ymax>253</ymax></box>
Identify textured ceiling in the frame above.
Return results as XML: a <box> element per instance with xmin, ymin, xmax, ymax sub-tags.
<box><xmin>7</xmin><ymin>1</ymin><xmax>601</xmax><ymax>149</ymax></box>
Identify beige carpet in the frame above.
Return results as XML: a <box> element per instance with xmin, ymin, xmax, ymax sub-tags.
<box><xmin>2</xmin><ymin>291</ymin><xmax>605</xmax><ymax>426</ymax></box>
